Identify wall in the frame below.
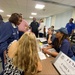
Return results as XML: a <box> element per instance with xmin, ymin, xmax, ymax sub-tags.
<box><xmin>72</xmin><ymin>9</ymin><xmax>75</xmax><ymax>21</ymax></box>
<box><xmin>3</xmin><ymin>17</ymin><xmax>32</xmax><ymax>25</ymax></box>
<box><xmin>3</xmin><ymin>17</ymin><xmax>9</xmax><ymax>22</ymax></box>
<box><xmin>51</xmin><ymin>10</ymin><xmax>73</xmax><ymax>29</ymax></box>
<box><xmin>51</xmin><ymin>15</ymin><xmax>56</xmax><ymax>27</ymax></box>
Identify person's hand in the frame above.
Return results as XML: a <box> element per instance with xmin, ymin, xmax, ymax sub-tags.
<box><xmin>42</xmin><ymin>48</ymin><xmax>48</xmax><ymax>54</ymax></box>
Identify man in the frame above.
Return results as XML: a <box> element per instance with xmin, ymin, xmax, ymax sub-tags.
<box><xmin>18</xmin><ymin>14</ymin><xmax>29</xmax><ymax>38</ymax></box>
<box><xmin>30</xmin><ymin>18</ymin><xmax>39</xmax><ymax>37</ymax></box>
<box><xmin>66</xmin><ymin>18</ymin><xmax>75</xmax><ymax>36</ymax></box>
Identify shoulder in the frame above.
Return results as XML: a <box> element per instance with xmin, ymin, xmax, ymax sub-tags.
<box><xmin>52</xmin><ymin>38</ymin><xmax>58</xmax><ymax>43</ymax></box>
<box><xmin>0</xmin><ymin>22</ymin><xmax>11</xmax><ymax>31</ymax></box>
<box><xmin>41</xmin><ymin>23</ymin><xmax>44</xmax><ymax>26</ymax></box>
<box><xmin>62</xmin><ymin>39</ymin><xmax>70</xmax><ymax>45</ymax></box>
<box><xmin>54</xmin><ymin>38</ymin><xmax>58</xmax><ymax>41</ymax></box>
<box><xmin>66</xmin><ymin>23</ymin><xmax>69</xmax><ymax>25</ymax></box>
<box><xmin>30</xmin><ymin>22</ymin><xmax>33</xmax><ymax>25</ymax></box>
<box><xmin>5</xmin><ymin>21</ymin><xmax>11</xmax><ymax>25</ymax></box>
<box><xmin>5</xmin><ymin>22</ymin><xmax>12</xmax><ymax>27</ymax></box>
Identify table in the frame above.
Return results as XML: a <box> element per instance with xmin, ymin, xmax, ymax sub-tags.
<box><xmin>37</xmin><ymin>38</ymin><xmax>59</xmax><ymax>75</ymax></box>
<box><xmin>38</xmin><ymin>57</ymin><xmax>59</xmax><ymax>75</ymax></box>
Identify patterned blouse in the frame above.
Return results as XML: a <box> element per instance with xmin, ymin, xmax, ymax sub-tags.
<box><xmin>3</xmin><ymin>54</ymin><xmax>24</xmax><ymax>75</ymax></box>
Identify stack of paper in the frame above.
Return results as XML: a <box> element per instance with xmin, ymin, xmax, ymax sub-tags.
<box><xmin>38</xmin><ymin>52</ymin><xmax>46</xmax><ymax>60</ymax></box>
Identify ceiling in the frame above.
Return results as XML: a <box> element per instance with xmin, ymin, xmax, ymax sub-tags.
<box><xmin>0</xmin><ymin>0</ymin><xmax>75</xmax><ymax>19</ymax></box>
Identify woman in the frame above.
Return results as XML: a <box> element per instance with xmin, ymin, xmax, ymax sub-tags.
<box><xmin>0</xmin><ymin>13</ymin><xmax>22</xmax><ymax>72</ymax></box>
<box><xmin>4</xmin><ymin>32</ymin><xmax>42</xmax><ymax>75</ymax></box>
<box><xmin>42</xmin><ymin>28</ymin><xmax>75</xmax><ymax>60</ymax></box>
<box><xmin>38</xmin><ymin>19</ymin><xmax>44</xmax><ymax>37</ymax></box>
<box><xmin>46</xmin><ymin>28</ymin><xmax>55</xmax><ymax>44</ymax></box>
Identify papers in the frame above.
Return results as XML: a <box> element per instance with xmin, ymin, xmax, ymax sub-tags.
<box><xmin>38</xmin><ymin>51</ymin><xmax>46</xmax><ymax>60</ymax></box>
<box><xmin>53</xmin><ymin>52</ymin><xmax>75</xmax><ymax>75</ymax></box>
<box><xmin>37</xmin><ymin>38</ymin><xmax>47</xmax><ymax>42</ymax></box>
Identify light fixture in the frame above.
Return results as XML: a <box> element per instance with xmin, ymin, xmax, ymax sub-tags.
<box><xmin>29</xmin><ymin>16</ymin><xmax>33</xmax><ymax>19</ymax></box>
<box><xmin>0</xmin><ymin>9</ymin><xmax>4</xmax><ymax>12</ymax></box>
<box><xmin>35</xmin><ymin>4</ymin><xmax>45</xmax><ymax>9</ymax></box>
<box><xmin>7</xmin><ymin>15</ymin><xmax>11</xmax><ymax>17</ymax></box>
<box><xmin>31</xmin><ymin>13</ymin><xmax>37</xmax><ymax>15</ymax></box>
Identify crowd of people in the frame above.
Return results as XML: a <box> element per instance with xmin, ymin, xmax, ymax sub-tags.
<box><xmin>0</xmin><ymin>13</ymin><xmax>75</xmax><ymax>75</ymax></box>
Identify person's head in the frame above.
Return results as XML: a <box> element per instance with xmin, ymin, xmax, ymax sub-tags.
<box><xmin>9</xmin><ymin>13</ymin><xmax>22</xmax><ymax>25</ymax></box>
<box><xmin>39</xmin><ymin>19</ymin><xmax>43</xmax><ymax>23</ymax></box>
<box><xmin>0</xmin><ymin>15</ymin><xmax>3</xmax><ymax>21</ymax></box>
<box><xmin>69</xmin><ymin>18</ymin><xmax>73</xmax><ymax>23</ymax></box>
<box><xmin>33</xmin><ymin>17</ymin><xmax>36</xmax><ymax>22</ymax></box>
<box><xmin>54</xmin><ymin>28</ymin><xmax>69</xmax><ymax>49</ymax></box>
<box><xmin>48</xmin><ymin>28</ymin><xmax>53</xmax><ymax>35</ymax></box>
<box><xmin>19</xmin><ymin>13</ymin><xmax>23</xmax><ymax>18</ymax></box>
<box><xmin>55</xmin><ymin>27</ymin><xmax>68</xmax><ymax>40</ymax></box>
<box><xmin>51</xmin><ymin>26</ymin><xmax>54</xmax><ymax>29</ymax></box>
<box><xmin>13</xmin><ymin>32</ymin><xmax>39</xmax><ymax>75</ymax></box>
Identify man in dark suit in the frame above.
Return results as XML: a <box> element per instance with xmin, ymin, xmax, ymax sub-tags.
<box><xmin>30</xmin><ymin>18</ymin><xmax>39</xmax><ymax>37</ymax></box>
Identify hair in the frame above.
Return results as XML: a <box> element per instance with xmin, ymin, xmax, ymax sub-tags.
<box><xmin>53</xmin><ymin>32</ymin><xmax>70</xmax><ymax>52</ymax></box>
<box><xmin>13</xmin><ymin>32</ymin><xmax>39</xmax><ymax>75</ymax></box>
<box><xmin>48</xmin><ymin>28</ymin><xmax>54</xmax><ymax>33</ymax></box>
<box><xmin>70</xmin><ymin>18</ymin><xmax>73</xmax><ymax>21</ymax></box>
<box><xmin>0</xmin><ymin>15</ymin><xmax>3</xmax><ymax>20</ymax></box>
<box><xmin>9</xmin><ymin>13</ymin><xmax>22</xmax><ymax>25</ymax></box>
<box><xmin>40</xmin><ymin>19</ymin><xmax>43</xmax><ymax>22</ymax></box>
<box><xmin>51</xmin><ymin>26</ymin><xmax>54</xmax><ymax>28</ymax></box>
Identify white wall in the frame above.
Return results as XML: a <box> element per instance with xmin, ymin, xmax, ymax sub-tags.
<box><xmin>72</xmin><ymin>9</ymin><xmax>75</xmax><ymax>21</ymax></box>
<box><xmin>45</xmin><ymin>17</ymin><xmax>51</xmax><ymax>28</ymax></box>
<box><xmin>51</xmin><ymin>15</ymin><xmax>56</xmax><ymax>27</ymax></box>
<box><xmin>51</xmin><ymin>10</ymin><xmax>73</xmax><ymax>29</ymax></box>
<box><xmin>3</xmin><ymin>17</ymin><xmax>9</xmax><ymax>22</ymax></box>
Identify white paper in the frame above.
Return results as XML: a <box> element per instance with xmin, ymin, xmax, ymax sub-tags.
<box><xmin>53</xmin><ymin>52</ymin><xmax>75</xmax><ymax>75</ymax></box>
<box><xmin>38</xmin><ymin>52</ymin><xmax>46</xmax><ymax>60</ymax></box>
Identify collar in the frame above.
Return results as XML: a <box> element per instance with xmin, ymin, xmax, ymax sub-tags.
<box><xmin>11</xmin><ymin>23</ymin><xmax>17</xmax><ymax>28</ymax></box>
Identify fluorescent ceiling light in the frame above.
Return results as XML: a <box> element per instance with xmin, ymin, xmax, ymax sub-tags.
<box><xmin>29</xmin><ymin>16</ymin><xmax>33</xmax><ymax>19</ymax></box>
<box><xmin>35</xmin><ymin>4</ymin><xmax>45</xmax><ymax>9</ymax></box>
<box><xmin>7</xmin><ymin>15</ymin><xmax>11</xmax><ymax>17</ymax></box>
<box><xmin>31</xmin><ymin>13</ymin><xmax>37</xmax><ymax>15</ymax></box>
<box><xmin>0</xmin><ymin>9</ymin><xmax>4</xmax><ymax>12</ymax></box>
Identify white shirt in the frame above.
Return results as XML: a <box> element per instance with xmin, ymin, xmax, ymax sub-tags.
<box><xmin>38</xmin><ymin>23</ymin><xmax>44</xmax><ymax>33</ymax></box>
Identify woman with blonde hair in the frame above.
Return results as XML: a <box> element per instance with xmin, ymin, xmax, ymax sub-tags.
<box><xmin>4</xmin><ymin>32</ymin><xmax>42</xmax><ymax>75</ymax></box>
